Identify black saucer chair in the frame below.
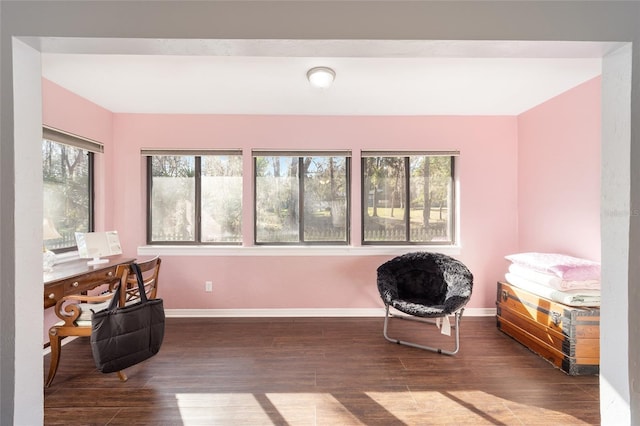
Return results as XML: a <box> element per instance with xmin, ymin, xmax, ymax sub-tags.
<box><xmin>377</xmin><ymin>252</ymin><xmax>473</xmax><ymax>355</ymax></box>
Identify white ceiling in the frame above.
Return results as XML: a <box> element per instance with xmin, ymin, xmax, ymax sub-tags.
<box><xmin>40</xmin><ymin>39</ymin><xmax>621</xmax><ymax>116</ymax></box>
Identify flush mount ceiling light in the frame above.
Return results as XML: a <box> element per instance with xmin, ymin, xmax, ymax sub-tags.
<box><xmin>307</xmin><ymin>66</ymin><xmax>336</xmax><ymax>89</ymax></box>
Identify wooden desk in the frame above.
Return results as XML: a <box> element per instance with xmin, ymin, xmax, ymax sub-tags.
<box><xmin>43</xmin><ymin>256</ymin><xmax>134</xmax><ymax>309</ymax></box>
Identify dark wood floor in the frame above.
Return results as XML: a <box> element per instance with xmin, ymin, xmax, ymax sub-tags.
<box><xmin>43</xmin><ymin>316</ymin><xmax>599</xmax><ymax>425</ymax></box>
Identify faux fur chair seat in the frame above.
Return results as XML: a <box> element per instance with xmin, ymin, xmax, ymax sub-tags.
<box><xmin>377</xmin><ymin>252</ymin><xmax>473</xmax><ymax>318</ymax></box>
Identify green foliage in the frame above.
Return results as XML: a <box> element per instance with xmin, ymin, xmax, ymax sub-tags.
<box><xmin>42</xmin><ymin>140</ymin><xmax>90</xmax><ymax>249</ymax></box>
<box><xmin>151</xmin><ymin>155</ymin><xmax>243</xmax><ymax>242</ymax></box>
<box><xmin>363</xmin><ymin>154</ymin><xmax>453</xmax><ymax>243</ymax></box>
<box><xmin>255</xmin><ymin>155</ymin><xmax>348</xmax><ymax>243</ymax></box>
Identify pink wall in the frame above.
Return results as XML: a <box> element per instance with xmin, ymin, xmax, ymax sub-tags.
<box><xmin>42</xmin><ymin>79</ymin><xmax>116</xmax><ymax>231</ymax></box>
<box><xmin>517</xmin><ymin>77</ymin><xmax>601</xmax><ymax>261</ymax></box>
<box><xmin>42</xmin><ymin>76</ymin><xmax>602</xmax><ymax>316</ymax></box>
<box><xmin>112</xmin><ymin>114</ymin><xmax>519</xmax><ymax>310</ymax></box>
<box><xmin>42</xmin><ymin>79</ymin><xmax>113</xmax><ymax>145</ymax></box>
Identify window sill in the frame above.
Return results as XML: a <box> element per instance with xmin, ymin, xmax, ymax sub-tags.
<box><xmin>137</xmin><ymin>245</ymin><xmax>461</xmax><ymax>257</ymax></box>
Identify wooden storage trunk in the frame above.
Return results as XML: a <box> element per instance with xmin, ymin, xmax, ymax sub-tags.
<box><xmin>496</xmin><ymin>281</ymin><xmax>600</xmax><ymax>375</ymax></box>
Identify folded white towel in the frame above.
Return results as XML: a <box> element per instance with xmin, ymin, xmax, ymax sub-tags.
<box><xmin>505</xmin><ymin>273</ymin><xmax>600</xmax><ymax>307</ymax></box>
<box><xmin>508</xmin><ymin>264</ymin><xmax>600</xmax><ymax>291</ymax></box>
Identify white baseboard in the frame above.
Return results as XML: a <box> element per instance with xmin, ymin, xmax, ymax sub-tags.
<box><xmin>165</xmin><ymin>307</ymin><xmax>497</xmax><ymax>318</ymax></box>
<box><xmin>464</xmin><ymin>308</ymin><xmax>497</xmax><ymax>317</ymax></box>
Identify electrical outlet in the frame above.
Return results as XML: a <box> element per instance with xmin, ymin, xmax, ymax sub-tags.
<box><xmin>205</xmin><ymin>281</ymin><xmax>213</xmax><ymax>292</ymax></box>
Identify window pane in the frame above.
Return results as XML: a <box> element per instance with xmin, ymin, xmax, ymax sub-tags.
<box><xmin>363</xmin><ymin>154</ymin><xmax>454</xmax><ymax>245</ymax></box>
<box><xmin>201</xmin><ymin>155</ymin><xmax>243</xmax><ymax>242</ymax></box>
<box><xmin>409</xmin><ymin>156</ymin><xmax>453</xmax><ymax>242</ymax></box>
<box><xmin>255</xmin><ymin>156</ymin><xmax>299</xmax><ymax>243</ymax></box>
<box><xmin>150</xmin><ymin>156</ymin><xmax>196</xmax><ymax>242</ymax></box>
<box><xmin>303</xmin><ymin>156</ymin><xmax>348</xmax><ymax>242</ymax></box>
<box><xmin>42</xmin><ymin>139</ymin><xmax>91</xmax><ymax>251</ymax></box>
<box><xmin>363</xmin><ymin>157</ymin><xmax>406</xmax><ymax>242</ymax></box>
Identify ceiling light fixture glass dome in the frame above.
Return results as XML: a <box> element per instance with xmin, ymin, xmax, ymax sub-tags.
<box><xmin>307</xmin><ymin>66</ymin><xmax>336</xmax><ymax>89</ymax></box>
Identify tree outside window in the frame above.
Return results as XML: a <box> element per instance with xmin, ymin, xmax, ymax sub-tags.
<box><xmin>254</xmin><ymin>154</ymin><xmax>350</xmax><ymax>244</ymax></box>
<box><xmin>201</xmin><ymin>156</ymin><xmax>243</xmax><ymax>242</ymax></box>
<box><xmin>42</xmin><ymin>139</ymin><xmax>92</xmax><ymax>252</ymax></box>
<box><xmin>148</xmin><ymin>153</ymin><xmax>242</xmax><ymax>244</ymax></box>
<box><xmin>147</xmin><ymin>151</ymin><xmax>453</xmax><ymax>246</ymax></box>
<box><xmin>362</xmin><ymin>154</ymin><xmax>454</xmax><ymax>244</ymax></box>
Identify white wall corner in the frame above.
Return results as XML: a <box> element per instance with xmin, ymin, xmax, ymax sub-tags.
<box><xmin>12</xmin><ymin>36</ymin><xmax>44</xmax><ymax>426</ymax></box>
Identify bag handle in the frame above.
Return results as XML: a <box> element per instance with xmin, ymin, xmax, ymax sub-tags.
<box><xmin>106</xmin><ymin>262</ymin><xmax>148</xmax><ymax>311</ymax></box>
<box><xmin>130</xmin><ymin>262</ymin><xmax>149</xmax><ymax>303</ymax></box>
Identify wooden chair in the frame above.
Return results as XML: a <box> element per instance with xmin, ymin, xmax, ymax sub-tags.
<box><xmin>46</xmin><ymin>256</ymin><xmax>162</xmax><ymax>387</ymax></box>
<box><xmin>119</xmin><ymin>256</ymin><xmax>162</xmax><ymax>307</ymax></box>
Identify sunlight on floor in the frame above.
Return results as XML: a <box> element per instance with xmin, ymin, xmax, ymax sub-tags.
<box><xmin>366</xmin><ymin>390</ymin><xmax>590</xmax><ymax>425</ymax></box>
<box><xmin>174</xmin><ymin>393</ymin><xmax>272</xmax><ymax>424</ymax></box>
<box><xmin>174</xmin><ymin>390</ymin><xmax>589</xmax><ymax>425</ymax></box>
<box><xmin>175</xmin><ymin>392</ymin><xmax>364</xmax><ymax>425</ymax></box>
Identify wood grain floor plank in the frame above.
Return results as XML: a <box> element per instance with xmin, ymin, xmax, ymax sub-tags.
<box><xmin>44</xmin><ymin>317</ymin><xmax>599</xmax><ymax>425</ymax></box>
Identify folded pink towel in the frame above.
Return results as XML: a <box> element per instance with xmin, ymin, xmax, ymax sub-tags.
<box><xmin>505</xmin><ymin>252</ymin><xmax>600</xmax><ymax>281</ymax></box>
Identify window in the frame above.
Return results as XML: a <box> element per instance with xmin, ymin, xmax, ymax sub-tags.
<box><xmin>146</xmin><ymin>151</ymin><xmax>243</xmax><ymax>244</ymax></box>
<box><xmin>362</xmin><ymin>152</ymin><xmax>456</xmax><ymax>245</ymax></box>
<box><xmin>144</xmin><ymin>149</ymin><xmax>458</xmax><ymax>248</ymax></box>
<box><xmin>254</xmin><ymin>151</ymin><xmax>350</xmax><ymax>244</ymax></box>
<box><xmin>42</xmin><ymin>128</ymin><xmax>99</xmax><ymax>252</ymax></box>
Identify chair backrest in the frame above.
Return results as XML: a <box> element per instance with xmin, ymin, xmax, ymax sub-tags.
<box><xmin>377</xmin><ymin>252</ymin><xmax>473</xmax><ymax>306</ymax></box>
<box><xmin>120</xmin><ymin>256</ymin><xmax>161</xmax><ymax>306</ymax></box>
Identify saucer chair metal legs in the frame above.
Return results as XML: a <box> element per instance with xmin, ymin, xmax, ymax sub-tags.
<box><xmin>377</xmin><ymin>251</ymin><xmax>473</xmax><ymax>355</ymax></box>
<box><xmin>382</xmin><ymin>305</ymin><xmax>465</xmax><ymax>355</ymax></box>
